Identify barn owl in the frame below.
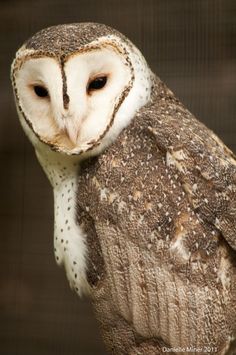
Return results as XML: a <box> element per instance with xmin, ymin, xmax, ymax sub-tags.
<box><xmin>11</xmin><ymin>23</ymin><xmax>236</xmax><ymax>354</ymax></box>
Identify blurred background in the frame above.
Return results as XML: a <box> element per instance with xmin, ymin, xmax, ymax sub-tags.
<box><xmin>0</xmin><ymin>1</ymin><xmax>235</xmax><ymax>354</ymax></box>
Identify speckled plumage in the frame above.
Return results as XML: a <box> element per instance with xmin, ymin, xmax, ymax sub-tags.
<box><xmin>77</xmin><ymin>78</ymin><xmax>236</xmax><ymax>354</ymax></box>
<box><xmin>25</xmin><ymin>23</ymin><xmax>129</xmax><ymax>57</ymax></box>
<box><xmin>11</xmin><ymin>23</ymin><xmax>236</xmax><ymax>355</ymax></box>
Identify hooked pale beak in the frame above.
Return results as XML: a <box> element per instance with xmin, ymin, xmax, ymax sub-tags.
<box><xmin>62</xmin><ymin>114</ymin><xmax>80</xmax><ymax>145</ymax></box>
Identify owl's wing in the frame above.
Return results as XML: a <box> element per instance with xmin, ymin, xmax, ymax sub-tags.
<box><xmin>77</xmin><ymin>81</ymin><xmax>236</xmax><ymax>353</ymax></box>
<box><xmin>142</xmin><ymin>87</ymin><xmax>236</xmax><ymax>251</ymax></box>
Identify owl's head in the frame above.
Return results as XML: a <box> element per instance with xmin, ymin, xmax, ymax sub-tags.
<box><xmin>11</xmin><ymin>23</ymin><xmax>152</xmax><ymax>156</ymax></box>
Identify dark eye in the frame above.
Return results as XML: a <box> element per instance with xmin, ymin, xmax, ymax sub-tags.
<box><xmin>88</xmin><ymin>76</ymin><xmax>107</xmax><ymax>92</ymax></box>
<box><xmin>34</xmin><ymin>85</ymin><xmax>49</xmax><ymax>98</ymax></box>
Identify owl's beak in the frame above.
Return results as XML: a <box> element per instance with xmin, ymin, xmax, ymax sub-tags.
<box><xmin>63</xmin><ymin>118</ymin><xmax>80</xmax><ymax>145</ymax></box>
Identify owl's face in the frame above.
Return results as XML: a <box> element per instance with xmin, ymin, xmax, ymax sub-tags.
<box><xmin>12</xmin><ymin>24</ymin><xmax>151</xmax><ymax>155</ymax></box>
<box><xmin>14</xmin><ymin>46</ymin><xmax>132</xmax><ymax>151</ymax></box>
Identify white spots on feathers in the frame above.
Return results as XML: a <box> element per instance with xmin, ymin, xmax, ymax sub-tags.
<box><xmin>170</xmin><ymin>237</ymin><xmax>190</xmax><ymax>262</ymax></box>
<box><xmin>166</xmin><ymin>151</ymin><xmax>176</xmax><ymax>167</ymax></box>
<box><xmin>172</xmin><ymin>149</ymin><xmax>186</xmax><ymax>161</ymax></box>
<box><xmin>217</xmin><ymin>257</ymin><xmax>231</xmax><ymax>291</ymax></box>
<box><xmin>138</xmin><ymin>215</ymin><xmax>145</xmax><ymax>225</ymax></box>
<box><xmin>108</xmin><ymin>192</ymin><xmax>119</xmax><ymax>204</ymax></box>
<box><xmin>100</xmin><ymin>188</ymin><xmax>108</xmax><ymax>201</ymax></box>
<box><xmin>99</xmin><ymin>185</ymin><xmax>120</xmax><ymax>205</ymax></box>
<box><xmin>133</xmin><ymin>190</ymin><xmax>142</xmax><ymax>201</ymax></box>
<box><xmin>115</xmin><ymin>200</ymin><xmax>126</xmax><ymax>213</ymax></box>
<box><xmin>166</xmin><ymin>150</ymin><xmax>188</xmax><ymax>175</ymax></box>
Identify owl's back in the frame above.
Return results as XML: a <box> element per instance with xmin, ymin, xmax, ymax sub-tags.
<box><xmin>77</xmin><ymin>78</ymin><xmax>236</xmax><ymax>354</ymax></box>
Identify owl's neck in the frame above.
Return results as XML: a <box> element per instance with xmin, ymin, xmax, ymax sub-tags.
<box><xmin>35</xmin><ymin>147</ymin><xmax>90</xmax><ymax>295</ymax></box>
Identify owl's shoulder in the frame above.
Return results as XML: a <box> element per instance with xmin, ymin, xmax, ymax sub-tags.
<box><xmin>78</xmin><ymin>82</ymin><xmax>236</xmax><ymax>254</ymax></box>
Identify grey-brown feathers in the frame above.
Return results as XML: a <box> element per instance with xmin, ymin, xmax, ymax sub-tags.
<box><xmin>25</xmin><ymin>23</ymin><xmax>129</xmax><ymax>57</ymax></box>
<box><xmin>77</xmin><ymin>78</ymin><xmax>236</xmax><ymax>354</ymax></box>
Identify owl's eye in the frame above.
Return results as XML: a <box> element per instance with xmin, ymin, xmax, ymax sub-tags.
<box><xmin>87</xmin><ymin>76</ymin><xmax>107</xmax><ymax>92</ymax></box>
<box><xmin>33</xmin><ymin>85</ymin><xmax>49</xmax><ymax>98</ymax></box>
